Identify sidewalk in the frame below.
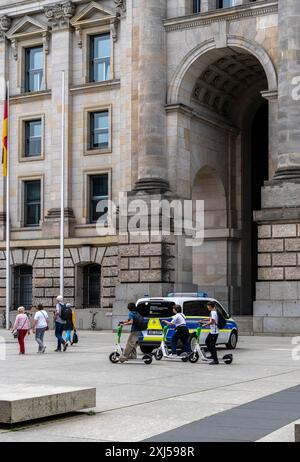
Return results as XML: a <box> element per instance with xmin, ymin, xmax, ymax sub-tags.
<box><xmin>0</xmin><ymin>330</ymin><xmax>299</xmax><ymax>442</ymax></box>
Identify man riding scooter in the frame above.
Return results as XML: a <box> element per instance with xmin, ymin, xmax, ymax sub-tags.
<box><xmin>162</xmin><ymin>305</ymin><xmax>191</xmax><ymax>357</ymax></box>
<box><xmin>119</xmin><ymin>303</ymin><xmax>147</xmax><ymax>363</ymax></box>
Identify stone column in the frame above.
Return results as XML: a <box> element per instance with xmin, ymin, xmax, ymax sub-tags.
<box><xmin>42</xmin><ymin>1</ymin><xmax>75</xmax><ymax>237</ymax></box>
<box><xmin>133</xmin><ymin>0</ymin><xmax>170</xmax><ymax>193</ymax></box>
<box><xmin>275</xmin><ymin>0</ymin><xmax>300</xmax><ymax>179</ymax></box>
<box><xmin>0</xmin><ymin>16</ymin><xmax>11</xmax><ymax>241</ymax></box>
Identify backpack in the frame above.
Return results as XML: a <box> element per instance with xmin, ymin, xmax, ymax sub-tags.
<box><xmin>216</xmin><ymin>309</ymin><xmax>227</xmax><ymax>330</ymax></box>
<box><xmin>133</xmin><ymin>312</ymin><xmax>148</xmax><ymax>331</ymax></box>
<box><xmin>59</xmin><ymin>303</ymin><xmax>68</xmax><ymax>321</ymax></box>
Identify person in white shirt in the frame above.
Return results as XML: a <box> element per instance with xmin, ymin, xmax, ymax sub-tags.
<box><xmin>163</xmin><ymin>305</ymin><xmax>191</xmax><ymax>356</ymax></box>
<box><xmin>33</xmin><ymin>304</ymin><xmax>49</xmax><ymax>354</ymax></box>
<box><xmin>200</xmin><ymin>301</ymin><xmax>220</xmax><ymax>365</ymax></box>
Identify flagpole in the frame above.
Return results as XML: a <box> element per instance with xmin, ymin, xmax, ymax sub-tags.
<box><xmin>5</xmin><ymin>80</ymin><xmax>10</xmax><ymax>330</ymax></box>
<box><xmin>60</xmin><ymin>71</ymin><xmax>65</xmax><ymax>298</ymax></box>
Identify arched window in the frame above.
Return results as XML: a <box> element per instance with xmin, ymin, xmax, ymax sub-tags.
<box><xmin>14</xmin><ymin>265</ymin><xmax>33</xmax><ymax>310</ymax></box>
<box><xmin>83</xmin><ymin>264</ymin><xmax>101</xmax><ymax>308</ymax></box>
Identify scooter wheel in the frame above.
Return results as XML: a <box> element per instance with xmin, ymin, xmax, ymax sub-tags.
<box><xmin>143</xmin><ymin>354</ymin><xmax>153</xmax><ymax>365</ymax></box>
<box><xmin>109</xmin><ymin>352</ymin><xmax>120</xmax><ymax>364</ymax></box>
<box><xmin>188</xmin><ymin>352</ymin><xmax>199</xmax><ymax>363</ymax></box>
<box><xmin>181</xmin><ymin>355</ymin><xmax>189</xmax><ymax>362</ymax></box>
<box><xmin>223</xmin><ymin>354</ymin><xmax>233</xmax><ymax>365</ymax></box>
<box><xmin>155</xmin><ymin>350</ymin><xmax>163</xmax><ymax>361</ymax></box>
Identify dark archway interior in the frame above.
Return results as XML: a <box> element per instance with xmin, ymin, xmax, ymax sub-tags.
<box><xmin>190</xmin><ymin>50</ymin><xmax>269</xmax><ymax>314</ymax></box>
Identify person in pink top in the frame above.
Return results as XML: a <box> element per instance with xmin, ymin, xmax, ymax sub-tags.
<box><xmin>12</xmin><ymin>306</ymin><xmax>31</xmax><ymax>355</ymax></box>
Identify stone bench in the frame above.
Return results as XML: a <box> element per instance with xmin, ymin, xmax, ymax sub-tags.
<box><xmin>0</xmin><ymin>384</ymin><xmax>96</xmax><ymax>424</ymax></box>
<box><xmin>295</xmin><ymin>423</ymin><xmax>300</xmax><ymax>442</ymax></box>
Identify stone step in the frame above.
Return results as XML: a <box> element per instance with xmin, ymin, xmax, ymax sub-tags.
<box><xmin>0</xmin><ymin>384</ymin><xmax>96</xmax><ymax>424</ymax></box>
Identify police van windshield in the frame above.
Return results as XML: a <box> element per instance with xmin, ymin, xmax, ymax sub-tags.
<box><xmin>137</xmin><ymin>301</ymin><xmax>175</xmax><ymax>318</ymax></box>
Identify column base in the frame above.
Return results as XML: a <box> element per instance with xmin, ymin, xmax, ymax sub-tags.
<box><xmin>274</xmin><ymin>167</ymin><xmax>300</xmax><ymax>180</ymax></box>
<box><xmin>133</xmin><ymin>177</ymin><xmax>171</xmax><ymax>193</ymax></box>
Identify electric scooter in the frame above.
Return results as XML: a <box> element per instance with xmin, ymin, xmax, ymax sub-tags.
<box><xmin>154</xmin><ymin>326</ymin><xmax>190</xmax><ymax>362</ymax></box>
<box><xmin>189</xmin><ymin>326</ymin><xmax>233</xmax><ymax>365</ymax></box>
<box><xmin>109</xmin><ymin>324</ymin><xmax>153</xmax><ymax>365</ymax></box>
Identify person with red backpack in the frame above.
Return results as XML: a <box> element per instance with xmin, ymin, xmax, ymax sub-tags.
<box><xmin>119</xmin><ymin>303</ymin><xmax>147</xmax><ymax>363</ymax></box>
<box><xmin>54</xmin><ymin>295</ymin><xmax>68</xmax><ymax>353</ymax></box>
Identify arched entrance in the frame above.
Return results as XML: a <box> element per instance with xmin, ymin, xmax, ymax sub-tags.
<box><xmin>169</xmin><ymin>42</ymin><xmax>275</xmax><ymax>314</ymax></box>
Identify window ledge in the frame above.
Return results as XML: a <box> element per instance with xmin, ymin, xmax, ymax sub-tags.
<box><xmin>11</xmin><ymin>226</ymin><xmax>42</xmax><ymax>232</ymax></box>
<box><xmin>84</xmin><ymin>148</ymin><xmax>112</xmax><ymax>156</ymax></box>
<box><xmin>19</xmin><ymin>155</ymin><xmax>44</xmax><ymax>162</ymax></box>
<box><xmin>70</xmin><ymin>79</ymin><xmax>120</xmax><ymax>94</ymax></box>
<box><xmin>10</xmin><ymin>90</ymin><xmax>51</xmax><ymax>103</ymax></box>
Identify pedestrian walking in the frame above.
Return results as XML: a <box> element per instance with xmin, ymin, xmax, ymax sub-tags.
<box><xmin>12</xmin><ymin>307</ymin><xmax>31</xmax><ymax>355</ymax></box>
<box><xmin>64</xmin><ymin>303</ymin><xmax>75</xmax><ymax>346</ymax></box>
<box><xmin>119</xmin><ymin>303</ymin><xmax>146</xmax><ymax>363</ymax></box>
<box><xmin>33</xmin><ymin>304</ymin><xmax>48</xmax><ymax>354</ymax></box>
<box><xmin>200</xmin><ymin>301</ymin><xmax>219</xmax><ymax>365</ymax></box>
<box><xmin>163</xmin><ymin>305</ymin><xmax>191</xmax><ymax>356</ymax></box>
<box><xmin>54</xmin><ymin>295</ymin><xmax>68</xmax><ymax>352</ymax></box>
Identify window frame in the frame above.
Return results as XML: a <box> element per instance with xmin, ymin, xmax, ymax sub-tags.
<box><xmin>19</xmin><ymin>114</ymin><xmax>45</xmax><ymax>162</ymax></box>
<box><xmin>84</xmin><ymin>105</ymin><xmax>112</xmax><ymax>155</ymax></box>
<box><xmin>89</xmin><ymin>173</ymin><xmax>109</xmax><ymax>224</ymax></box>
<box><xmin>23</xmin><ymin>179</ymin><xmax>42</xmax><ymax>228</ymax></box>
<box><xmin>24</xmin><ymin>45</ymin><xmax>44</xmax><ymax>93</ymax></box>
<box><xmin>89</xmin><ymin>33</ymin><xmax>111</xmax><ymax>83</ymax></box>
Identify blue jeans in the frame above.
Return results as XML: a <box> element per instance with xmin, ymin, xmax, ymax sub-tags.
<box><xmin>55</xmin><ymin>322</ymin><xmax>66</xmax><ymax>350</ymax></box>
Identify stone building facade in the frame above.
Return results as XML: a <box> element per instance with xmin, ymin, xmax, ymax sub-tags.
<box><xmin>0</xmin><ymin>0</ymin><xmax>299</xmax><ymax>333</ymax></box>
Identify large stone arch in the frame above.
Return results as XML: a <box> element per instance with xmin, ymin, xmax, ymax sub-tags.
<box><xmin>167</xmin><ymin>36</ymin><xmax>278</xmax><ymax>105</ymax></box>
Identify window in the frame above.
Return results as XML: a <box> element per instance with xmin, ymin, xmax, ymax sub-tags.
<box><xmin>137</xmin><ymin>302</ymin><xmax>175</xmax><ymax>319</ymax></box>
<box><xmin>83</xmin><ymin>264</ymin><xmax>101</xmax><ymax>307</ymax></box>
<box><xmin>90</xmin><ymin>34</ymin><xmax>110</xmax><ymax>82</ymax></box>
<box><xmin>14</xmin><ymin>266</ymin><xmax>33</xmax><ymax>310</ymax></box>
<box><xmin>90</xmin><ymin>111</ymin><xmax>109</xmax><ymax>150</ymax></box>
<box><xmin>25</xmin><ymin>120</ymin><xmax>42</xmax><ymax>157</ymax></box>
<box><xmin>24</xmin><ymin>180</ymin><xmax>41</xmax><ymax>227</ymax></box>
<box><xmin>25</xmin><ymin>46</ymin><xmax>43</xmax><ymax>92</ymax></box>
<box><xmin>193</xmin><ymin>0</ymin><xmax>201</xmax><ymax>13</ymax></box>
<box><xmin>217</xmin><ymin>0</ymin><xmax>236</xmax><ymax>8</ymax></box>
<box><xmin>89</xmin><ymin>174</ymin><xmax>109</xmax><ymax>223</ymax></box>
<box><xmin>183</xmin><ymin>301</ymin><xmax>210</xmax><ymax>317</ymax></box>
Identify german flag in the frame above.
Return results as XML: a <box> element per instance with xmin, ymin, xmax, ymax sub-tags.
<box><xmin>2</xmin><ymin>86</ymin><xmax>8</xmax><ymax>177</ymax></box>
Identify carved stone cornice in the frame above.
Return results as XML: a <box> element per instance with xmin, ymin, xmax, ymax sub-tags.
<box><xmin>164</xmin><ymin>1</ymin><xmax>278</xmax><ymax>32</ymax></box>
<box><xmin>0</xmin><ymin>15</ymin><xmax>11</xmax><ymax>42</ymax></box>
<box><xmin>44</xmin><ymin>1</ymin><xmax>76</xmax><ymax>29</ymax></box>
<box><xmin>6</xmin><ymin>15</ymin><xmax>50</xmax><ymax>60</ymax></box>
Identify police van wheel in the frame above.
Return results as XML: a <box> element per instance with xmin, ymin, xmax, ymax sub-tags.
<box><xmin>226</xmin><ymin>331</ymin><xmax>238</xmax><ymax>350</ymax></box>
<box><xmin>143</xmin><ymin>354</ymin><xmax>153</xmax><ymax>365</ymax></box>
<box><xmin>189</xmin><ymin>352</ymin><xmax>199</xmax><ymax>363</ymax></box>
<box><xmin>109</xmin><ymin>352</ymin><xmax>120</xmax><ymax>364</ymax></box>
<box><xmin>140</xmin><ymin>345</ymin><xmax>154</xmax><ymax>354</ymax></box>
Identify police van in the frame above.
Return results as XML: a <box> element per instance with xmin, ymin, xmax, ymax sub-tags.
<box><xmin>137</xmin><ymin>293</ymin><xmax>238</xmax><ymax>354</ymax></box>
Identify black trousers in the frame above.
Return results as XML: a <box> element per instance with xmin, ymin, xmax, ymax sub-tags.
<box><xmin>205</xmin><ymin>333</ymin><xmax>219</xmax><ymax>363</ymax></box>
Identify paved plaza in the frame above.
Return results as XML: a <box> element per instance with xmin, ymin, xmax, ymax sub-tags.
<box><xmin>0</xmin><ymin>330</ymin><xmax>300</xmax><ymax>442</ymax></box>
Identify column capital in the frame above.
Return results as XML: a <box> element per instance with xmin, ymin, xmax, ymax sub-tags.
<box><xmin>0</xmin><ymin>15</ymin><xmax>11</xmax><ymax>42</ymax></box>
<box><xmin>43</xmin><ymin>1</ymin><xmax>76</xmax><ymax>30</ymax></box>
<box><xmin>114</xmin><ymin>0</ymin><xmax>126</xmax><ymax>14</ymax></box>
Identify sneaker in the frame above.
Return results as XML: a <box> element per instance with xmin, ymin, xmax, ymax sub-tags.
<box><xmin>209</xmin><ymin>360</ymin><xmax>219</xmax><ymax>365</ymax></box>
<box><xmin>63</xmin><ymin>342</ymin><xmax>68</xmax><ymax>352</ymax></box>
<box><xmin>42</xmin><ymin>346</ymin><xmax>46</xmax><ymax>354</ymax></box>
<box><xmin>54</xmin><ymin>349</ymin><xmax>62</xmax><ymax>352</ymax></box>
